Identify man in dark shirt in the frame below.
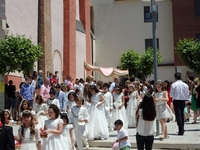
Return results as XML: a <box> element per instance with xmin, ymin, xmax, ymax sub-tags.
<box><xmin>6</xmin><ymin>80</ymin><xmax>16</xmax><ymax>120</ymax></box>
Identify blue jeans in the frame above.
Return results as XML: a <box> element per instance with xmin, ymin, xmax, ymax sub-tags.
<box><xmin>136</xmin><ymin>133</ymin><xmax>154</xmax><ymax>150</ymax></box>
<box><xmin>7</xmin><ymin>98</ymin><xmax>16</xmax><ymax>108</ymax></box>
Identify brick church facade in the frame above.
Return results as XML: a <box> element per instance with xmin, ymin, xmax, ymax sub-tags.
<box><xmin>3</xmin><ymin>0</ymin><xmax>92</xmax><ymax>87</ymax></box>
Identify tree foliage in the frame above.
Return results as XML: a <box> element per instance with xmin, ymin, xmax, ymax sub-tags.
<box><xmin>0</xmin><ymin>34</ymin><xmax>43</xmax><ymax>74</ymax></box>
<box><xmin>119</xmin><ymin>47</ymin><xmax>162</xmax><ymax>79</ymax></box>
<box><xmin>176</xmin><ymin>38</ymin><xmax>200</xmax><ymax>74</ymax></box>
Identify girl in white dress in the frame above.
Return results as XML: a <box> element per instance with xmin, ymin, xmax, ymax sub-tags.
<box><xmin>61</xmin><ymin>113</ymin><xmax>76</xmax><ymax>150</ymax></box>
<box><xmin>87</xmin><ymin>85</ymin><xmax>109</xmax><ymax>140</ymax></box>
<box><xmin>126</xmin><ymin>84</ymin><xmax>139</xmax><ymax>128</ymax></box>
<box><xmin>66</xmin><ymin>92</ymin><xmax>77</xmax><ymax>113</ymax></box>
<box><xmin>154</xmin><ymin>81</ymin><xmax>173</xmax><ymax>140</ymax></box>
<box><xmin>41</xmin><ymin>104</ymin><xmax>66</xmax><ymax>150</ymax></box>
<box><xmin>3</xmin><ymin>109</ymin><xmax>14</xmax><ymax>127</ymax></box>
<box><xmin>16</xmin><ymin>110</ymin><xmax>41</xmax><ymax>150</ymax></box>
<box><xmin>83</xmin><ymin>82</ymin><xmax>91</xmax><ymax>109</ymax></box>
<box><xmin>17</xmin><ymin>100</ymin><xmax>38</xmax><ymax>125</ymax></box>
<box><xmin>113</xmin><ymin>86</ymin><xmax>128</xmax><ymax>129</ymax></box>
<box><xmin>35</xmin><ymin>95</ymin><xmax>48</xmax><ymax>129</ymax></box>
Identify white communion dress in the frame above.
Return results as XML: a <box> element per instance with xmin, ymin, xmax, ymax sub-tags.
<box><xmin>62</xmin><ymin>124</ymin><xmax>76</xmax><ymax>150</ymax></box>
<box><xmin>42</xmin><ymin>118</ymin><xmax>67</xmax><ymax>150</ymax></box>
<box><xmin>18</xmin><ymin>127</ymin><xmax>41</xmax><ymax>150</ymax></box>
<box><xmin>35</xmin><ymin>103</ymin><xmax>49</xmax><ymax>129</ymax></box>
<box><xmin>87</xmin><ymin>92</ymin><xmax>109</xmax><ymax>140</ymax></box>
<box><xmin>113</xmin><ymin>92</ymin><xmax>128</xmax><ymax>129</ymax></box>
<box><xmin>126</xmin><ymin>91</ymin><xmax>138</xmax><ymax>128</ymax></box>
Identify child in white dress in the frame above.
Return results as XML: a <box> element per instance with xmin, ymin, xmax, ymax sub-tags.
<box><xmin>41</xmin><ymin>104</ymin><xmax>66</xmax><ymax>150</ymax></box>
<box><xmin>126</xmin><ymin>84</ymin><xmax>139</xmax><ymax>128</ymax></box>
<box><xmin>68</xmin><ymin>97</ymin><xmax>90</xmax><ymax>150</ymax></box>
<box><xmin>3</xmin><ymin>109</ymin><xmax>14</xmax><ymax>127</ymax></box>
<box><xmin>87</xmin><ymin>85</ymin><xmax>109</xmax><ymax>140</ymax></box>
<box><xmin>113</xmin><ymin>86</ymin><xmax>128</xmax><ymax>129</ymax></box>
<box><xmin>83</xmin><ymin>82</ymin><xmax>91</xmax><ymax>109</ymax></box>
<box><xmin>35</xmin><ymin>95</ymin><xmax>48</xmax><ymax>129</ymax></box>
<box><xmin>61</xmin><ymin>113</ymin><xmax>76</xmax><ymax>150</ymax></box>
<box><xmin>154</xmin><ymin>81</ymin><xmax>172</xmax><ymax>140</ymax></box>
<box><xmin>16</xmin><ymin>110</ymin><xmax>41</xmax><ymax>150</ymax></box>
<box><xmin>66</xmin><ymin>92</ymin><xmax>77</xmax><ymax>113</ymax></box>
<box><xmin>102</xmin><ymin>83</ymin><xmax>113</xmax><ymax>131</ymax></box>
<box><xmin>17</xmin><ymin>100</ymin><xmax>38</xmax><ymax>125</ymax></box>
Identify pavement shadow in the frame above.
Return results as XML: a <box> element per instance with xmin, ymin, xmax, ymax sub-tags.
<box><xmin>185</xmin><ymin>122</ymin><xmax>200</xmax><ymax>124</ymax></box>
<box><xmin>184</xmin><ymin>129</ymin><xmax>200</xmax><ymax>131</ymax></box>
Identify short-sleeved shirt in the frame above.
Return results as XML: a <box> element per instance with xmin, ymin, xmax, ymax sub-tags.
<box><xmin>117</xmin><ymin>127</ymin><xmax>131</xmax><ymax>148</ymax></box>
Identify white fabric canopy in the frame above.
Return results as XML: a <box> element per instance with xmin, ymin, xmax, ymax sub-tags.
<box><xmin>84</xmin><ymin>62</ymin><xmax>129</xmax><ymax>77</ymax></box>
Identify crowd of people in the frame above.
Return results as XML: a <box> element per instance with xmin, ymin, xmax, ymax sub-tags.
<box><xmin>0</xmin><ymin>71</ymin><xmax>200</xmax><ymax>150</ymax></box>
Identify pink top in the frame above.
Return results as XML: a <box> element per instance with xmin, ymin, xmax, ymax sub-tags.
<box><xmin>67</xmin><ymin>81</ymin><xmax>74</xmax><ymax>90</ymax></box>
<box><xmin>40</xmin><ymin>84</ymin><xmax>50</xmax><ymax>102</ymax></box>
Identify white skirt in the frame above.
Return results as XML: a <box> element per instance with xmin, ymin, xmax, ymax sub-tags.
<box><xmin>42</xmin><ymin>134</ymin><xmax>67</xmax><ymax>150</ymax></box>
<box><xmin>37</xmin><ymin>113</ymin><xmax>49</xmax><ymax>129</ymax></box>
<box><xmin>19</xmin><ymin>142</ymin><xmax>37</xmax><ymax>150</ymax></box>
<box><xmin>126</xmin><ymin>98</ymin><xmax>137</xmax><ymax>128</ymax></box>
<box><xmin>113</xmin><ymin>105</ymin><xmax>128</xmax><ymax>129</ymax></box>
<box><xmin>87</xmin><ymin>103</ymin><xmax>109</xmax><ymax>140</ymax></box>
<box><xmin>156</xmin><ymin>103</ymin><xmax>174</xmax><ymax>120</ymax></box>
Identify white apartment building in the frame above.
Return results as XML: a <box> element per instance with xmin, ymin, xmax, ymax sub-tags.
<box><xmin>91</xmin><ymin>0</ymin><xmax>176</xmax><ymax>82</ymax></box>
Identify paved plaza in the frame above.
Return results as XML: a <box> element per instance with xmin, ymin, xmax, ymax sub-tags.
<box><xmin>13</xmin><ymin>117</ymin><xmax>200</xmax><ymax>150</ymax></box>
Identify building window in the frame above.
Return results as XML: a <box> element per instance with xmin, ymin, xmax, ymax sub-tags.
<box><xmin>145</xmin><ymin>38</ymin><xmax>159</xmax><ymax>50</ymax></box>
<box><xmin>144</xmin><ymin>6</ymin><xmax>158</xmax><ymax>22</ymax></box>
<box><xmin>196</xmin><ymin>33</ymin><xmax>200</xmax><ymax>40</ymax></box>
<box><xmin>194</xmin><ymin>0</ymin><xmax>200</xmax><ymax>16</ymax></box>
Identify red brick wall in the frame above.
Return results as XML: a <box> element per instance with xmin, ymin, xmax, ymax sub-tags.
<box><xmin>172</xmin><ymin>0</ymin><xmax>200</xmax><ymax>66</ymax></box>
<box><xmin>4</xmin><ymin>75</ymin><xmax>22</xmax><ymax>90</ymax></box>
<box><xmin>38</xmin><ymin>0</ymin><xmax>53</xmax><ymax>77</ymax></box>
<box><xmin>63</xmin><ymin>0</ymin><xmax>76</xmax><ymax>80</ymax></box>
<box><xmin>79</xmin><ymin>0</ymin><xmax>92</xmax><ymax>75</ymax></box>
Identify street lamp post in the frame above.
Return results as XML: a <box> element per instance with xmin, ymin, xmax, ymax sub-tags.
<box><xmin>0</xmin><ymin>0</ymin><xmax>6</xmax><ymax>110</ymax></box>
<box><xmin>151</xmin><ymin>0</ymin><xmax>159</xmax><ymax>136</ymax></box>
<box><xmin>142</xmin><ymin>0</ymin><xmax>160</xmax><ymax>136</ymax></box>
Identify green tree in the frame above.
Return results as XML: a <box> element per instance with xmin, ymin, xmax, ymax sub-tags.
<box><xmin>0</xmin><ymin>34</ymin><xmax>43</xmax><ymax>74</ymax></box>
<box><xmin>176</xmin><ymin>38</ymin><xmax>200</xmax><ymax>74</ymax></box>
<box><xmin>119</xmin><ymin>47</ymin><xmax>162</xmax><ymax>79</ymax></box>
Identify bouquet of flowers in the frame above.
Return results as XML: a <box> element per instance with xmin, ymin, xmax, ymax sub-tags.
<box><xmin>112</xmin><ymin>141</ymin><xmax>119</xmax><ymax>150</ymax></box>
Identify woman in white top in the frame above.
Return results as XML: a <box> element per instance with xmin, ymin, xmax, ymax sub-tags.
<box><xmin>136</xmin><ymin>94</ymin><xmax>156</xmax><ymax>150</ymax></box>
<box><xmin>154</xmin><ymin>81</ymin><xmax>173</xmax><ymax>140</ymax></box>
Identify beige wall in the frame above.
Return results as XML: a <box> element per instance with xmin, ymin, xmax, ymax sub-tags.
<box><xmin>5</xmin><ymin>0</ymin><xmax>38</xmax><ymax>78</ymax></box>
<box><xmin>6</xmin><ymin>0</ymin><xmax>38</xmax><ymax>43</ymax></box>
<box><xmin>91</xmin><ymin>0</ymin><xmax>175</xmax><ymax>82</ymax></box>
<box><xmin>51</xmin><ymin>0</ymin><xmax>63</xmax><ymax>82</ymax></box>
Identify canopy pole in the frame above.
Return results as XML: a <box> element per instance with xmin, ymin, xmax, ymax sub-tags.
<box><xmin>99</xmin><ymin>71</ymin><xmax>101</xmax><ymax>81</ymax></box>
<box><xmin>128</xmin><ymin>70</ymin><xmax>130</xmax><ymax>80</ymax></box>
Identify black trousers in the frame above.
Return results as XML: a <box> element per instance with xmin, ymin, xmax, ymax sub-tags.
<box><xmin>136</xmin><ymin>133</ymin><xmax>154</xmax><ymax>150</ymax></box>
<box><xmin>173</xmin><ymin>100</ymin><xmax>186</xmax><ymax>134</ymax></box>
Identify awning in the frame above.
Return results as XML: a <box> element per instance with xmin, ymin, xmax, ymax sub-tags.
<box><xmin>84</xmin><ymin>62</ymin><xmax>129</xmax><ymax>77</ymax></box>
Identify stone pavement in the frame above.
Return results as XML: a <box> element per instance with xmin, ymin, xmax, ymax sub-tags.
<box><xmin>13</xmin><ymin>118</ymin><xmax>200</xmax><ymax>150</ymax></box>
<box><xmin>88</xmin><ymin>118</ymin><xmax>200</xmax><ymax>150</ymax></box>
